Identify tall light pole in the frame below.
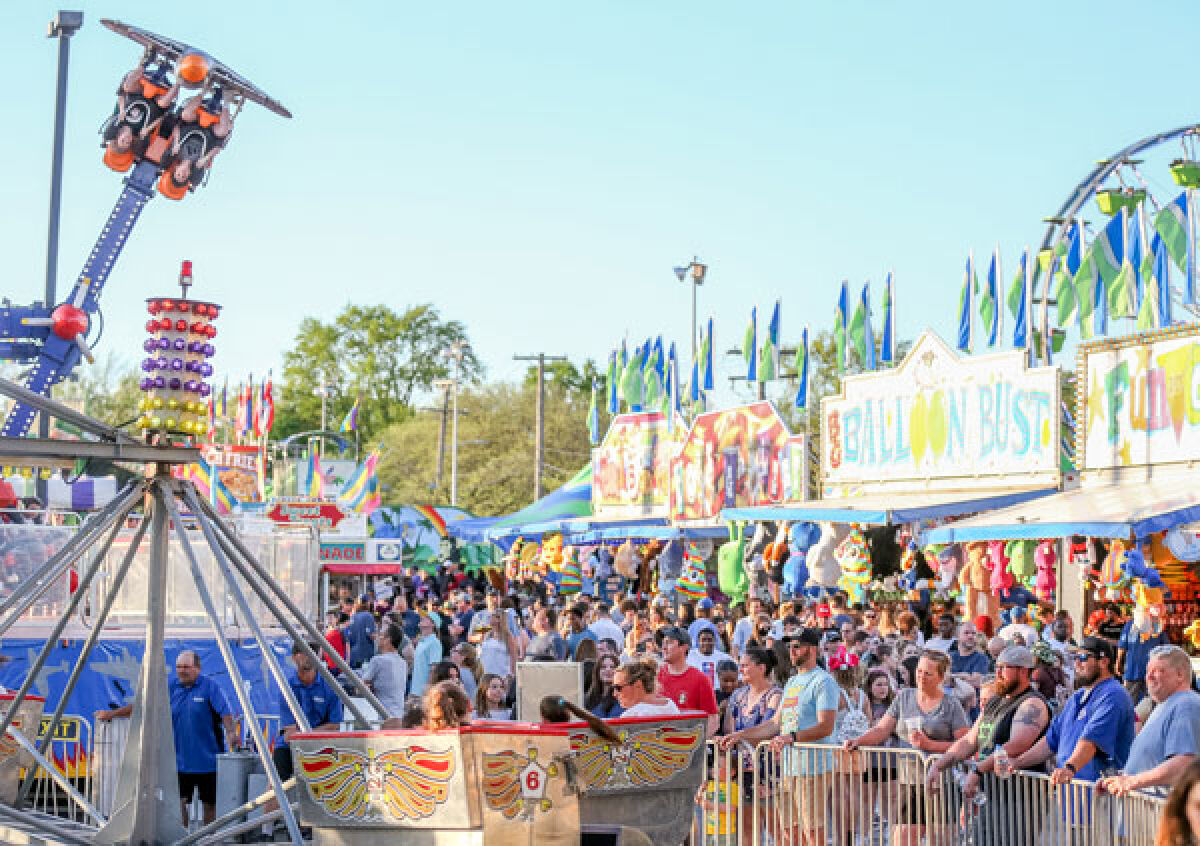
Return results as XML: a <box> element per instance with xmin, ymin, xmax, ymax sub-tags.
<box><xmin>443</xmin><ymin>341</ymin><xmax>469</xmax><ymax>506</ymax></box>
<box><xmin>313</xmin><ymin>375</ymin><xmax>332</xmax><ymax>431</ymax></box>
<box><xmin>673</xmin><ymin>257</ymin><xmax>708</xmax><ymax>363</ymax></box>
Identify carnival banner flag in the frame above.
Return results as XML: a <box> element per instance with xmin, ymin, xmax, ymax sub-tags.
<box><xmin>652</xmin><ymin>336</ymin><xmax>665</xmax><ymax>385</ymax></box>
<box><xmin>1155</xmin><ymin>190</ymin><xmax>1195</xmax><ymax>304</ymax></box>
<box><xmin>668</xmin><ymin>350</ymin><xmax>681</xmax><ymax>432</ymax></box>
<box><xmin>219</xmin><ymin>377</ymin><xmax>228</xmax><ymax>422</ymax></box>
<box><xmin>642</xmin><ymin>341</ymin><xmax>663</xmax><ymax>409</ymax></box>
<box><xmin>340</xmin><ymin>396</ymin><xmax>360</xmax><ymax>433</ymax></box>
<box><xmin>957</xmin><ymin>254</ymin><xmax>975</xmax><ymax>353</ymax></box>
<box><xmin>1137</xmin><ymin>234</ymin><xmax>1171</xmax><ymax>330</ymax></box>
<box><xmin>338</xmin><ymin>445</ymin><xmax>382</xmax><ymax>513</ymax></box>
<box><xmin>834</xmin><ymin>281</ymin><xmax>848</xmax><ymax>373</ymax></box>
<box><xmin>1009</xmin><ymin>249</ymin><xmax>1030</xmax><ymax>349</ymax></box>
<box><xmin>1089</xmin><ymin>207</ymin><xmax>1129</xmax><ymax>316</ymax></box>
<box><xmin>620</xmin><ymin>342</ymin><xmax>644</xmax><ymax>410</ymax></box>
<box><xmin>879</xmin><ymin>272</ymin><xmax>896</xmax><ymax>364</ymax></box>
<box><xmin>588</xmin><ymin>380</ymin><xmax>601</xmax><ymax>445</ymax></box>
<box><xmin>181</xmin><ymin>458</ymin><xmax>239</xmax><ymax>515</ymax></box>
<box><xmin>1130</xmin><ymin>204</ymin><xmax>1148</xmax><ymax>311</ymax></box>
<box><xmin>981</xmin><ymin>247</ymin><xmax>1001</xmax><ymax>347</ymax></box>
<box><xmin>1073</xmin><ymin>236</ymin><xmax>1102</xmax><ymax>341</ymax></box>
<box><xmin>245</xmin><ymin>376</ymin><xmax>257</xmax><ymax>439</ymax></box>
<box><xmin>848</xmin><ymin>284</ymin><xmax>866</xmax><ymax>366</ymax></box>
<box><xmin>259</xmin><ymin>373</ymin><xmax>275</xmax><ymax>435</ymax></box>
<box><xmin>759</xmin><ymin>300</ymin><xmax>781</xmax><ymax>382</ymax></box>
<box><xmin>700</xmin><ymin>318</ymin><xmax>714</xmax><ymax>392</ymax></box>
<box><xmin>234</xmin><ymin>383</ymin><xmax>247</xmax><ymax>436</ymax></box>
<box><xmin>206</xmin><ymin>398</ymin><xmax>215</xmax><ymax>438</ymax></box>
<box><xmin>306</xmin><ymin>442</ymin><xmax>323</xmax><ymax>498</ymax></box>
<box><xmin>795</xmin><ymin>326</ymin><xmax>810</xmax><ymax>410</ymax></box>
<box><xmin>743</xmin><ymin>307</ymin><xmax>757</xmax><ymax>382</ymax></box>
<box><xmin>606</xmin><ymin>350</ymin><xmax>618</xmax><ymax>414</ymax></box>
<box><xmin>864</xmin><ymin>282</ymin><xmax>877</xmax><ymax>370</ymax></box>
<box><xmin>1054</xmin><ymin>256</ymin><xmax>1078</xmax><ymax>328</ymax></box>
<box><xmin>689</xmin><ymin>355</ymin><xmax>700</xmax><ymax>404</ymax></box>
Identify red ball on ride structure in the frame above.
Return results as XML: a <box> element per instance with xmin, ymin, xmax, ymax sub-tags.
<box><xmin>177</xmin><ymin>53</ymin><xmax>210</xmax><ymax>87</ymax></box>
<box><xmin>50</xmin><ymin>303</ymin><xmax>88</xmax><ymax>341</ymax></box>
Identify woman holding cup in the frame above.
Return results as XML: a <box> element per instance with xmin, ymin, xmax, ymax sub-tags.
<box><xmin>844</xmin><ymin>649</ymin><xmax>969</xmax><ymax>846</ymax></box>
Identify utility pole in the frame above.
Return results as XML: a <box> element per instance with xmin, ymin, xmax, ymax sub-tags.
<box><xmin>514</xmin><ymin>352</ymin><xmax>566</xmax><ymax>500</ymax></box>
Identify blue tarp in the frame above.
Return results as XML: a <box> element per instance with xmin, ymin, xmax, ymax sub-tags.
<box><xmin>0</xmin><ymin>636</ymin><xmax>290</xmax><ymax>747</ymax></box>
<box><xmin>564</xmin><ymin>524</ymin><xmax>727</xmax><ymax>544</ymax></box>
<box><xmin>721</xmin><ymin>487</ymin><xmax>1057</xmax><ymax>526</ymax></box>
<box><xmin>449</xmin><ymin>464</ymin><xmax>592</xmax><ymax>543</ymax></box>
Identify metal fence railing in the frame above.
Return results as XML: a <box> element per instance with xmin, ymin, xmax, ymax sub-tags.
<box><xmin>25</xmin><ymin>717</ymin><xmax>93</xmax><ymax>825</ymax></box>
<box><xmin>694</xmin><ymin>740</ymin><xmax>1166</xmax><ymax>846</ymax></box>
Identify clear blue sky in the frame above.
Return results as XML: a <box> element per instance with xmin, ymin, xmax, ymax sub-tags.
<box><xmin>2</xmin><ymin>1</ymin><xmax>1197</xmax><ymax>409</ymax></box>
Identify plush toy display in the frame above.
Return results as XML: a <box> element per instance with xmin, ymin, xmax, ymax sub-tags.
<box><xmin>559</xmin><ymin>546</ymin><xmax>582</xmax><ymax>594</ymax></box>
<box><xmin>590</xmin><ymin>546</ymin><xmax>614</xmax><ymax>581</ymax></box>
<box><xmin>657</xmin><ymin>540</ymin><xmax>684</xmax><ymax>581</ymax></box>
<box><xmin>503</xmin><ymin>538</ymin><xmax>524</xmax><ymax>582</ymax></box>
<box><xmin>806</xmin><ymin>523</ymin><xmax>849</xmax><ymax>590</ymax></box>
<box><xmin>783</xmin><ymin>522</ymin><xmax>820</xmax><ymax>597</ymax></box>
<box><xmin>1095</xmin><ymin>540</ymin><xmax>1131</xmax><ymax>601</ymax></box>
<box><xmin>1130</xmin><ymin>582</ymin><xmax>1166</xmax><ymax>641</ymax></box>
<box><xmin>962</xmin><ymin>541</ymin><xmax>998</xmax><ymax>622</ymax></box>
<box><xmin>988</xmin><ymin>540</ymin><xmax>1013</xmax><ymax>593</ymax></box>
<box><xmin>718</xmin><ymin>523</ymin><xmax>748</xmax><ymax>604</ymax></box>
<box><xmin>1006</xmin><ymin>540</ymin><xmax>1037</xmax><ymax>586</ymax></box>
<box><xmin>922</xmin><ymin>543</ymin><xmax>959</xmax><ymax>594</ymax></box>
<box><xmin>676</xmin><ymin>542</ymin><xmax>709</xmax><ymax>600</ymax></box>
<box><xmin>539</xmin><ymin>533</ymin><xmax>564</xmax><ymax>574</ymax></box>
<box><xmin>1034</xmin><ymin>540</ymin><xmax>1057</xmax><ymax>602</ymax></box>
<box><xmin>614</xmin><ymin>539</ymin><xmax>637</xmax><ymax>578</ymax></box>
<box><xmin>835</xmin><ymin>527</ymin><xmax>871</xmax><ymax>604</ymax></box>
<box><xmin>518</xmin><ymin>541</ymin><xmax>541</xmax><ymax>581</ymax></box>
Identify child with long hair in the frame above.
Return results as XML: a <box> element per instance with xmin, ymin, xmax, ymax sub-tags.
<box><xmin>475</xmin><ymin>672</ymin><xmax>513</xmax><ymax>720</ymax></box>
<box><xmin>423</xmin><ymin>681</ymin><xmax>470</xmax><ymax>731</ymax></box>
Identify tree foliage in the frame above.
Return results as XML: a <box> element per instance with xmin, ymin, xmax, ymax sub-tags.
<box><xmin>377</xmin><ymin>379</ymin><xmax>593</xmax><ymax>517</ymax></box>
<box><xmin>274</xmin><ymin>304</ymin><xmax>482</xmax><ymax>442</ymax></box>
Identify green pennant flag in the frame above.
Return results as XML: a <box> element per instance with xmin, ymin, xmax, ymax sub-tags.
<box><xmin>742</xmin><ymin>317</ymin><xmax>756</xmax><ymax>369</ymax></box>
<box><xmin>847</xmin><ymin>298</ymin><xmax>866</xmax><ymax>364</ymax></box>
<box><xmin>978</xmin><ymin>271</ymin><xmax>996</xmax><ymax>338</ymax></box>
<box><xmin>1155</xmin><ymin>194</ymin><xmax>1190</xmax><ymax>274</ymax></box>
<box><xmin>1136</xmin><ymin>279</ymin><xmax>1159</xmax><ymax>330</ymax></box>
<box><xmin>759</xmin><ymin>338</ymin><xmax>776</xmax><ymax>382</ymax></box>
<box><xmin>1032</xmin><ymin>329</ymin><xmax>1067</xmax><ymax>354</ymax></box>
<box><xmin>1054</xmin><ymin>264</ymin><xmax>1078</xmax><ymax>327</ymax></box>
<box><xmin>620</xmin><ymin>347</ymin><xmax>643</xmax><ymax>409</ymax></box>
<box><xmin>1006</xmin><ymin>261</ymin><xmax>1025</xmax><ymax>320</ymax></box>
<box><xmin>1073</xmin><ymin>252</ymin><xmax>1097</xmax><ymax>340</ymax></box>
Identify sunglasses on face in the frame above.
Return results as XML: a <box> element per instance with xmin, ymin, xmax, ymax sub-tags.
<box><xmin>1072</xmin><ymin>652</ymin><xmax>1098</xmax><ymax>664</ymax></box>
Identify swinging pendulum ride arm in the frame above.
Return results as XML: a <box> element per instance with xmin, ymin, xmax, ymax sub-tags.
<box><xmin>1</xmin><ymin>160</ymin><xmax>159</xmax><ymax>438</ymax></box>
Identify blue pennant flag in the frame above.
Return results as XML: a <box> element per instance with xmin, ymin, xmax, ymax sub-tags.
<box><xmin>861</xmin><ymin>282</ymin><xmax>876</xmax><ymax>370</ymax></box>
<box><xmin>879</xmin><ymin>272</ymin><xmax>895</xmax><ymax>364</ymax></box>
<box><xmin>957</xmin><ymin>254</ymin><xmax>975</xmax><ymax>353</ymax></box>
<box><xmin>1011</xmin><ymin>249</ymin><xmax>1030</xmax><ymax>349</ymax></box>
<box><xmin>795</xmin><ymin>326</ymin><xmax>809</xmax><ymax>409</ymax></box>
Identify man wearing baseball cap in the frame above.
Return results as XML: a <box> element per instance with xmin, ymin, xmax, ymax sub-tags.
<box><xmin>927</xmin><ymin>644</ymin><xmax>1050</xmax><ymax>807</ymax></box>
<box><xmin>656</xmin><ymin>627</ymin><xmax>719</xmax><ymax>736</ymax></box>
<box><xmin>719</xmin><ymin>627</ymin><xmax>838</xmax><ymax>846</ymax></box>
<box><xmin>1009</xmin><ymin>636</ymin><xmax>1134</xmax><ymax>785</ymax></box>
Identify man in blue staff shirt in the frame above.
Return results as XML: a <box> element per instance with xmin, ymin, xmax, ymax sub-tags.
<box><xmin>1012</xmin><ymin>636</ymin><xmax>1134</xmax><ymax>782</ymax></box>
<box><xmin>264</xmin><ymin>644</ymin><xmax>344</xmax><ymax>829</ymax></box>
<box><xmin>170</xmin><ymin>650</ymin><xmax>237</xmax><ymax>825</ymax></box>
<box><xmin>96</xmin><ymin>649</ymin><xmax>238</xmax><ymax>826</ymax></box>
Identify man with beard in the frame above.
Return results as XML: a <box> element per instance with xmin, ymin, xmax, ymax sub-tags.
<box><xmin>927</xmin><ymin>645</ymin><xmax>1050</xmax><ymax>843</ymax></box>
<box><xmin>1010</xmin><ymin>637</ymin><xmax>1134</xmax><ymax>782</ymax></box>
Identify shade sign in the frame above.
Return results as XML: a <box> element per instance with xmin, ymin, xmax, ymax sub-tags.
<box><xmin>1078</xmin><ymin>326</ymin><xmax>1200</xmax><ymax>475</ymax></box>
<box><xmin>670</xmin><ymin>401</ymin><xmax>793</xmax><ymax>521</ymax></box>
<box><xmin>593</xmin><ymin>411</ymin><xmax>685</xmax><ymax>518</ymax></box>
<box><xmin>821</xmin><ymin>330</ymin><xmax>1060</xmax><ymax>493</ymax></box>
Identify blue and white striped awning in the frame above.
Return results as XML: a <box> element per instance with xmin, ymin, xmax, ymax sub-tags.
<box><xmin>922</xmin><ymin>479</ymin><xmax>1200</xmax><ymax>543</ymax></box>
<box><xmin>721</xmin><ymin>487</ymin><xmax>1057</xmax><ymax>526</ymax></box>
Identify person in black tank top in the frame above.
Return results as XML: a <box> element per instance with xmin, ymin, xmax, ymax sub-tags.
<box><xmin>103</xmin><ymin>61</ymin><xmax>179</xmax><ymax>163</ymax></box>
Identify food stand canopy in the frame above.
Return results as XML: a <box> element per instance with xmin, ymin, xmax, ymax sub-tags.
<box><xmin>922</xmin><ymin>478</ymin><xmax>1200</xmax><ymax>543</ymax></box>
<box><xmin>722</xmin><ymin>486</ymin><xmax>1057</xmax><ymax>526</ymax></box>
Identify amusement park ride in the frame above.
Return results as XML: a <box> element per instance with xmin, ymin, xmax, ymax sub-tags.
<box><xmin>0</xmin><ymin>19</ymin><xmax>289</xmax><ymax>441</ymax></box>
<box><xmin>0</xmin><ymin>18</ymin><xmax>704</xmax><ymax>846</ymax></box>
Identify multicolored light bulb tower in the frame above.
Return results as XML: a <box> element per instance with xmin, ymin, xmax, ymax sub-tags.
<box><xmin>135</xmin><ymin>260</ymin><xmax>219</xmax><ymax>438</ymax></box>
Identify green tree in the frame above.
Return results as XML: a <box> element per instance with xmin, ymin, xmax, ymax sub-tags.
<box><xmin>521</xmin><ymin>358</ymin><xmax>604</xmax><ymax>404</ymax></box>
<box><xmin>378</xmin><ymin>379</ymin><xmax>593</xmax><ymax>516</ymax></box>
<box><xmin>274</xmin><ymin>304</ymin><xmax>482</xmax><ymax>441</ymax></box>
<box><xmin>54</xmin><ymin>354</ymin><xmax>142</xmax><ymax>427</ymax></box>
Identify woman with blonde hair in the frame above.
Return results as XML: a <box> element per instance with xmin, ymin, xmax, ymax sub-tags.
<box><xmin>612</xmin><ymin>659</ymin><xmax>679</xmax><ymax>717</ymax></box>
<box><xmin>845</xmin><ymin>650</ymin><xmax>968</xmax><ymax>846</ymax></box>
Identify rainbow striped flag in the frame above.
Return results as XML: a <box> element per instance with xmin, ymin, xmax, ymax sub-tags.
<box><xmin>306</xmin><ymin>443</ymin><xmax>323</xmax><ymax>498</ymax></box>
<box><xmin>337</xmin><ymin>446</ymin><xmax>382</xmax><ymax>513</ymax></box>
<box><xmin>180</xmin><ymin>458</ymin><xmax>239</xmax><ymax>515</ymax></box>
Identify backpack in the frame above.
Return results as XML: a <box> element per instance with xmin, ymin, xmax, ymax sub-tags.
<box><xmin>834</xmin><ymin>688</ymin><xmax>871</xmax><ymax>743</ymax></box>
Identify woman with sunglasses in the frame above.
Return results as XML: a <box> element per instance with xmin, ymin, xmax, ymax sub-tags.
<box><xmin>612</xmin><ymin>659</ymin><xmax>679</xmax><ymax>717</ymax></box>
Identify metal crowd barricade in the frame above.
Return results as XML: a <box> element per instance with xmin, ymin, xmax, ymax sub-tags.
<box><xmin>693</xmin><ymin>740</ymin><xmax>1165</xmax><ymax>846</ymax></box>
<box><xmin>26</xmin><ymin>716</ymin><xmax>93</xmax><ymax>824</ymax></box>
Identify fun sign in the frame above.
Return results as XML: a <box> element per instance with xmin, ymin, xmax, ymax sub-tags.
<box><xmin>1078</xmin><ymin>326</ymin><xmax>1200</xmax><ymax>474</ymax></box>
<box><xmin>821</xmin><ymin>331</ymin><xmax>1060</xmax><ymax>493</ymax></box>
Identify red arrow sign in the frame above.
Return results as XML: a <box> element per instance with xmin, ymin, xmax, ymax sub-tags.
<box><xmin>267</xmin><ymin>500</ymin><xmax>347</xmax><ymax>529</ymax></box>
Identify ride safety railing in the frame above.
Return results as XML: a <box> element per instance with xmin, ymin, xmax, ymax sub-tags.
<box><xmin>693</xmin><ymin>740</ymin><xmax>1165</xmax><ymax>846</ymax></box>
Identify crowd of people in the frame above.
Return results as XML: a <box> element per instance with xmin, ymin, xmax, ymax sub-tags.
<box><xmin>120</xmin><ymin>556</ymin><xmax>1200</xmax><ymax>842</ymax></box>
